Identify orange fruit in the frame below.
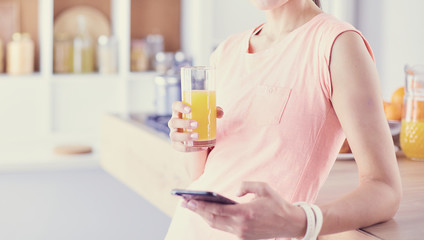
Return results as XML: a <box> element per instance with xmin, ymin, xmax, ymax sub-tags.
<box><xmin>384</xmin><ymin>102</ymin><xmax>402</xmax><ymax>121</ymax></box>
<box><xmin>391</xmin><ymin>87</ymin><xmax>405</xmax><ymax>106</ymax></box>
<box><xmin>339</xmin><ymin>138</ymin><xmax>351</xmax><ymax>153</ymax></box>
<box><xmin>383</xmin><ymin>100</ymin><xmax>390</xmax><ymax>109</ymax></box>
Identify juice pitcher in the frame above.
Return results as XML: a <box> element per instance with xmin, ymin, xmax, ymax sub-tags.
<box><xmin>400</xmin><ymin>65</ymin><xmax>424</xmax><ymax>160</ymax></box>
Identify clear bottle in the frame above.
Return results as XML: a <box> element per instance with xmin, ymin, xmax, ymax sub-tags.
<box><xmin>146</xmin><ymin>34</ymin><xmax>164</xmax><ymax>70</ymax></box>
<box><xmin>97</xmin><ymin>35</ymin><xmax>118</xmax><ymax>74</ymax></box>
<box><xmin>6</xmin><ymin>33</ymin><xmax>34</xmax><ymax>75</ymax></box>
<box><xmin>54</xmin><ymin>33</ymin><xmax>73</xmax><ymax>73</ymax></box>
<box><xmin>400</xmin><ymin>65</ymin><xmax>424</xmax><ymax>160</ymax></box>
<box><xmin>73</xmin><ymin>15</ymin><xmax>94</xmax><ymax>73</ymax></box>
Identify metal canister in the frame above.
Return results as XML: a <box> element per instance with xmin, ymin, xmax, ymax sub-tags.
<box><xmin>154</xmin><ymin>74</ymin><xmax>181</xmax><ymax>116</ymax></box>
<box><xmin>154</xmin><ymin>51</ymin><xmax>174</xmax><ymax>74</ymax></box>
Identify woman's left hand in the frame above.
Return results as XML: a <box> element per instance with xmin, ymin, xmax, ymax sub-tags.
<box><xmin>182</xmin><ymin>182</ymin><xmax>306</xmax><ymax>240</ymax></box>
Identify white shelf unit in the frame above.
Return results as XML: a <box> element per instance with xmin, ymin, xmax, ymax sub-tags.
<box><xmin>0</xmin><ymin>0</ymin><xmax>166</xmax><ymax>142</ymax></box>
<box><xmin>0</xmin><ymin>0</ymin><xmax>166</xmax><ymax>170</ymax></box>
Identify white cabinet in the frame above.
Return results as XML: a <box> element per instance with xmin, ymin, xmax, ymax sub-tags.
<box><xmin>0</xmin><ymin>0</ymin><xmax>182</xmax><ymax>141</ymax></box>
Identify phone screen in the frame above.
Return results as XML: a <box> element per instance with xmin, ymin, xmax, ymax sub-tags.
<box><xmin>171</xmin><ymin>189</ymin><xmax>237</xmax><ymax>205</ymax></box>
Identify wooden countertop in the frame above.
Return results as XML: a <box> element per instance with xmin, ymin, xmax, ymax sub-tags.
<box><xmin>100</xmin><ymin>114</ymin><xmax>424</xmax><ymax>240</ymax></box>
<box><xmin>317</xmin><ymin>153</ymin><xmax>424</xmax><ymax>240</ymax></box>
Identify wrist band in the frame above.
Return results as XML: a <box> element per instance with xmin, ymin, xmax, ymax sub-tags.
<box><xmin>293</xmin><ymin>202</ymin><xmax>323</xmax><ymax>240</ymax></box>
<box><xmin>293</xmin><ymin>202</ymin><xmax>315</xmax><ymax>240</ymax></box>
<box><xmin>310</xmin><ymin>204</ymin><xmax>323</xmax><ymax>239</ymax></box>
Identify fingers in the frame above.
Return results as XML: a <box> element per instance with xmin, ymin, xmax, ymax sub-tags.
<box><xmin>185</xmin><ymin>200</ymin><xmax>239</xmax><ymax>217</ymax></box>
<box><xmin>170</xmin><ymin>131</ymin><xmax>198</xmax><ymax>142</ymax></box>
<box><xmin>169</xmin><ymin>101</ymin><xmax>202</xmax><ymax>152</ymax></box>
<box><xmin>217</xmin><ymin>106</ymin><xmax>224</xmax><ymax>119</ymax></box>
<box><xmin>183</xmin><ymin>200</ymin><xmax>253</xmax><ymax>237</ymax></box>
<box><xmin>172</xmin><ymin>101</ymin><xmax>191</xmax><ymax>117</ymax></box>
<box><xmin>183</xmin><ymin>200</ymin><xmax>235</xmax><ymax>232</ymax></box>
<box><xmin>169</xmin><ymin>101</ymin><xmax>222</xmax><ymax>153</ymax></box>
<box><xmin>237</xmin><ymin>181</ymin><xmax>273</xmax><ymax>198</ymax></box>
<box><xmin>168</xmin><ymin>118</ymin><xmax>198</xmax><ymax>130</ymax></box>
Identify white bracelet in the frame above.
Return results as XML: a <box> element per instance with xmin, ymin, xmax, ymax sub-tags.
<box><xmin>293</xmin><ymin>202</ymin><xmax>323</xmax><ymax>240</ymax></box>
<box><xmin>293</xmin><ymin>202</ymin><xmax>315</xmax><ymax>240</ymax></box>
<box><xmin>310</xmin><ymin>204</ymin><xmax>323</xmax><ymax>239</ymax></box>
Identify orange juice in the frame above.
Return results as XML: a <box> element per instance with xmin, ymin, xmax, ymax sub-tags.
<box><xmin>400</xmin><ymin>120</ymin><xmax>424</xmax><ymax>160</ymax></box>
<box><xmin>182</xmin><ymin>90</ymin><xmax>216</xmax><ymax>147</ymax></box>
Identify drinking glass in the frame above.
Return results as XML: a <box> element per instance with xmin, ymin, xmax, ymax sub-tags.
<box><xmin>181</xmin><ymin>66</ymin><xmax>216</xmax><ymax>147</ymax></box>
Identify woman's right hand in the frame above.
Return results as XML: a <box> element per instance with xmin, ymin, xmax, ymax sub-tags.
<box><xmin>168</xmin><ymin>101</ymin><xmax>223</xmax><ymax>152</ymax></box>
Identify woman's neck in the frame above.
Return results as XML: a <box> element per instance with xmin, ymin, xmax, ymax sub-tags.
<box><xmin>261</xmin><ymin>0</ymin><xmax>322</xmax><ymax>42</ymax></box>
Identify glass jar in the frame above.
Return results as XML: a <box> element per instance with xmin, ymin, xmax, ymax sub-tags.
<box><xmin>130</xmin><ymin>39</ymin><xmax>148</xmax><ymax>72</ymax></box>
<box><xmin>54</xmin><ymin>33</ymin><xmax>73</xmax><ymax>73</ymax></box>
<box><xmin>73</xmin><ymin>15</ymin><xmax>94</xmax><ymax>73</ymax></box>
<box><xmin>6</xmin><ymin>33</ymin><xmax>34</xmax><ymax>75</ymax></box>
<box><xmin>400</xmin><ymin>65</ymin><xmax>424</xmax><ymax>160</ymax></box>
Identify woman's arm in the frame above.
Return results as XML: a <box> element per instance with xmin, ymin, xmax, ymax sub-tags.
<box><xmin>180</xmin><ymin>150</ymin><xmax>208</xmax><ymax>181</ymax></box>
<box><xmin>168</xmin><ymin>103</ymin><xmax>224</xmax><ymax>181</ymax></box>
<box><xmin>320</xmin><ymin>31</ymin><xmax>402</xmax><ymax>234</ymax></box>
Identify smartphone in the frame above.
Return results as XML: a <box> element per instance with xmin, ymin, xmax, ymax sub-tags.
<box><xmin>171</xmin><ymin>189</ymin><xmax>237</xmax><ymax>205</ymax></box>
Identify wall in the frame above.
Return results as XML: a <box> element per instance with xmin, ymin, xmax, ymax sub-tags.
<box><xmin>211</xmin><ymin>0</ymin><xmax>265</xmax><ymax>48</ymax></box>
<box><xmin>378</xmin><ymin>0</ymin><xmax>424</xmax><ymax>99</ymax></box>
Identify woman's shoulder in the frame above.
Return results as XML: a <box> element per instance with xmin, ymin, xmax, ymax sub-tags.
<box><xmin>313</xmin><ymin>13</ymin><xmax>357</xmax><ymax>35</ymax></box>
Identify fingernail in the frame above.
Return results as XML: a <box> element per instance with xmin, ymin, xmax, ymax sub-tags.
<box><xmin>190</xmin><ymin>133</ymin><xmax>199</xmax><ymax>139</ymax></box>
<box><xmin>186</xmin><ymin>141</ymin><xmax>193</xmax><ymax>147</ymax></box>
<box><xmin>187</xmin><ymin>201</ymin><xmax>197</xmax><ymax>209</ymax></box>
<box><xmin>184</xmin><ymin>106</ymin><xmax>191</xmax><ymax>113</ymax></box>
<box><xmin>201</xmin><ymin>147</ymin><xmax>208</xmax><ymax>150</ymax></box>
<box><xmin>190</xmin><ymin>121</ymin><xmax>198</xmax><ymax>128</ymax></box>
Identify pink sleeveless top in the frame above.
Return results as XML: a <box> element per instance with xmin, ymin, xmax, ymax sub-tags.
<box><xmin>165</xmin><ymin>13</ymin><xmax>373</xmax><ymax>240</ymax></box>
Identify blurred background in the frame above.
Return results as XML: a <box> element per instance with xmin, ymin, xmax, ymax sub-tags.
<box><xmin>0</xmin><ymin>0</ymin><xmax>423</xmax><ymax>239</ymax></box>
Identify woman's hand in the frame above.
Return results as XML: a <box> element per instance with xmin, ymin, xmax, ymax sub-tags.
<box><xmin>168</xmin><ymin>101</ymin><xmax>224</xmax><ymax>152</ymax></box>
<box><xmin>182</xmin><ymin>182</ymin><xmax>306</xmax><ymax>240</ymax></box>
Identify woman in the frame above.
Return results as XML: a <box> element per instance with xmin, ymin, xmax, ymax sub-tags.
<box><xmin>166</xmin><ymin>0</ymin><xmax>402</xmax><ymax>239</ymax></box>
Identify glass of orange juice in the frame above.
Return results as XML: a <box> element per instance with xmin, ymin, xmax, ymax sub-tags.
<box><xmin>181</xmin><ymin>66</ymin><xmax>216</xmax><ymax>147</ymax></box>
<box><xmin>400</xmin><ymin>65</ymin><xmax>424</xmax><ymax>160</ymax></box>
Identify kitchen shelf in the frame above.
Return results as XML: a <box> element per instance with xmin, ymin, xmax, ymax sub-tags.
<box><xmin>51</xmin><ymin>73</ymin><xmax>121</xmax><ymax>82</ymax></box>
<box><xmin>0</xmin><ymin>73</ymin><xmax>43</xmax><ymax>80</ymax></box>
<box><xmin>128</xmin><ymin>71</ymin><xmax>158</xmax><ymax>81</ymax></box>
<box><xmin>0</xmin><ymin>0</ymin><xmax>184</xmax><ymax>141</ymax></box>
